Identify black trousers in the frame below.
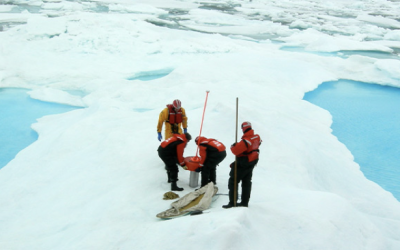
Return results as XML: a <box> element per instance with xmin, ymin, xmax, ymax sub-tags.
<box><xmin>157</xmin><ymin>146</ymin><xmax>179</xmax><ymax>182</ymax></box>
<box><xmin>201</xmin><ymin>150</ymin><xmax>227</xmax><ymax>187</ymax></box>
<box><xmin>228</xmin><ymin>158</ymin><xmax>258</xmax><ymax>205</ymax></box>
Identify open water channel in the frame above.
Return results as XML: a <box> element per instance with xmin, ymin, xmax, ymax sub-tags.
<box><xmin>304</xmin><ymin>80</ymin><xmax>400</xmax><ymax>201</ymax></box>
<box><xmin>0</xmin><ymin>88</ymin><xmax>80</xmax><ymax>169</ymax></box>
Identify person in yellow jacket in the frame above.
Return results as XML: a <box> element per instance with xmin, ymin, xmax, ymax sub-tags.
<box><xmin>157</xmin><ymin>99</ymin><xmax>188</xmax><ymax>141</ymax></box>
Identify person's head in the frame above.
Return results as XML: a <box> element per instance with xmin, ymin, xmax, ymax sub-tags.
<box><xmin>241</xmin><ymin>121</ymin><xmax>252</xmax><ymax>133</ymax></box>
<box><xmin>185</xmin><ymin>132</ymin><xmax>192</xmax><ymax>141</ymax></box>
<box><xmin>172</xmin><ymin>99</ymin><xmax>181</xmax><ymax>110</ymax></box>
<box><xmin>195</xmin><ymin>136</ymin><xmax>205</xmax><ymax>144</ymax></box>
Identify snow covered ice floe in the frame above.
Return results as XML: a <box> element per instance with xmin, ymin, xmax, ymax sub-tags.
<box><xmin>0</xmin><ymin>0</ymin><xmax>400</xmax><ymax>249</ymax></box>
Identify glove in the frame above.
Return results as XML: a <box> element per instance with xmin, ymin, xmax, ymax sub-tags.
<box><xmin>231</xmin><ymin>142</ymin><xmax>237</xmax><ymax>147</ymax></box>
<box><xmin>195</xmin><ymin>167</ymin><xmax>202</xmax><ymax>173</ymax></box>
<box><xmin>230</xmin><ymin>162</ymin><xmax>235</xmax><ymax>168</ymax></box>
<box><xmin>180</xmin><ymin>162</ymin><xmax>188</xmax><ymax>170</ymax></box>
<box><xmin>184</xmin><ymin>128</ymin><xmax>187</xmax><ymax>133</ymax></box>
<box><xmin>158</xmin><ymin>132</ymin><xmax>162</xmax><ymax>141</ymax></box>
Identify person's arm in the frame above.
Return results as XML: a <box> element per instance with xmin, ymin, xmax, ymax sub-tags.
<box><xmin>157</xmin><ymin>108</ymin><xmax>168</xmax><ymax>141</ymax></box>
<box><xmin>230</xmin><ymin>140</ymin><xmax>247</xmax><ymax>156</ymax></box>
<box><xmin>176</xmin><ymin>142</ymin><xmax>186</xmax><ymax>165</ymax></box>
<box><xmin>181</xmin><ymin>108</ymin><xmax>188</xmax><ymax>132</ymax></box>
<box><xmin>157</xmin><ymin>108</ymin><xmax>168</xmax><ymax>133</ymax></box>
<box><xmin>199</xmin><ymin>145</ymin><xmax>207</xmax><ymax>166</ymax></box>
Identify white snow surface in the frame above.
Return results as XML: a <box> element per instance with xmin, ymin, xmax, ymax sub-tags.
<box><xmin>0</xmin><ymin>0</ymin><xmax>400</xmax><ymax>249</ymax></box>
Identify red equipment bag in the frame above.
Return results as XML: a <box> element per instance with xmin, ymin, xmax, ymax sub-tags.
<box><xmin>183</xmin><ymin>156</ymin><xmax>201</xmax><ymax>171</ymax></box>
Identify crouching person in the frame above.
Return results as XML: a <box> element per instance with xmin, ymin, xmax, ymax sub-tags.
<box><xmin>158</xmin><ymin>132</ymin><xmax>192</xmax><ymax>191</ymax></box>
<box><xmin>195</xmin><ymin>136</ymin><xmax>227</xmax><ymax>187</ymax></box>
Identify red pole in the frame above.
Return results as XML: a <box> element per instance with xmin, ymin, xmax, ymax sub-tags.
<box><xmin>193</xmin><ymin>91</ymin><xmax>210</xmax><ymax>161</ymax></box>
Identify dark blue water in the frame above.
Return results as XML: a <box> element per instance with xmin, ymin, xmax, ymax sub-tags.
<box><xmin>0</xmin><ymin>88</ymin><xmax>80</xmax><ymax>169</ymax></box>
<box><xmin>304</xmin><ymin>80</ymin><xmax>400</xmax><ymax>200</ymax></box>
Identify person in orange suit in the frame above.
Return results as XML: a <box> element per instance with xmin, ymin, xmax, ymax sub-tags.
<box><xmin>194</xmin><ymin>136</ymin><xmax>227</xmax><ymax>187</ymax></box>
<box><xmin>158</xmin><ymin>127</ymin><xmax>192</xmax><ymax>191</ymax></box>
<box><xmin>223</xmin><ymin>121</ymin><xmax>261</xmax><ymax>208</ymax></box>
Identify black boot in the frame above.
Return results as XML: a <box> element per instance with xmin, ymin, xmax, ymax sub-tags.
<box><xmin>167</xmin><ymin>171</ymin><xmax>171</xmax><ymax>183</ymax></box>
<box><xmin>210</xmin><ymin>169</ymin><xmax>217</xmax><ymax>185</ymax></box>
<box><xmin>241</xmin><ymin>183</ymin><xmax>251</xmax><ymax>208</ymax></box>
<box><xmin>222</xmin><ymin>203</ymin><xmax>234</xmax><ymax>209</ymax></box>
<box><xmin>165</xmin><ymin>166</ymin><xmax>179</xmax><ymax>183</ymax></box>
<box><xmin>222</xmin><ymin>188</ymin><xmax>236</xmax><ymax>209</ymax></box>
<box><xmin>171</xmin><ymin>182</ymin><xmax>184</xmax><ymax>191</ymax></box>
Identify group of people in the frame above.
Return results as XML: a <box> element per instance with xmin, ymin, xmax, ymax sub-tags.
<box><xmin>157</xmin><ymin>99</ymin><xmax>261</xmax><ymax>208</ymax></box>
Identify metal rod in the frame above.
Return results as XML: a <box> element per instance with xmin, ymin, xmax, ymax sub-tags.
<box><xmin>234</xmin><ymin>97</ymin><xmax>238</xmax><ymax>207</ymax></box>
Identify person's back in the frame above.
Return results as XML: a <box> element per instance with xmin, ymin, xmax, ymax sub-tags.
<box><xmin>232</xmin><ymin>127</ymin><xmax>261</xmax><ymax>165</ymax></box>
<box><xmin>195</xmin><ymin>136</ymin><xmax>227</xmax><ymax>187</ymax></box>
<box><xmin>158</xmin><ymin>132</ymin><xmax>192</xmax><ymax>191</ymax></box>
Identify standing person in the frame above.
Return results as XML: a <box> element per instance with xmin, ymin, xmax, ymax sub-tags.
<box><xmin>158</xmin><ymin>128</ymin><xmax>192</xmax><ymax>191</ymax></box>
<box><xmin>157</xmin><ymin>99</ymin><xmax>188</xmax><ymax>141</ymax></box>
<box><xmin>194</xmin><ymin>136</ymin><xmax>227</xmax><ymax>187</ymax></box>
<box><xmin>222</xmin><ymin>121</ymin><xmax>261</xmax><ymax>208</ymax></box>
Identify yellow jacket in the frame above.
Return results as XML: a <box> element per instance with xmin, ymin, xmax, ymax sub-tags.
<box><xmin>157</xmin><ymin>107</ymin><xmax>188</xmax><ymax>140</ymax></box>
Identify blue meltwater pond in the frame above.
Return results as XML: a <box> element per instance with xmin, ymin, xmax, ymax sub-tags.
<box><xmin>304</xmin><ymin>80</ymin><xmax>400</xmax><ymax>201</ymax></box>
<box><xmin>0</xmin><ymin>88</ymin><xmax>80</xmax><ymax>169</ymax></box>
